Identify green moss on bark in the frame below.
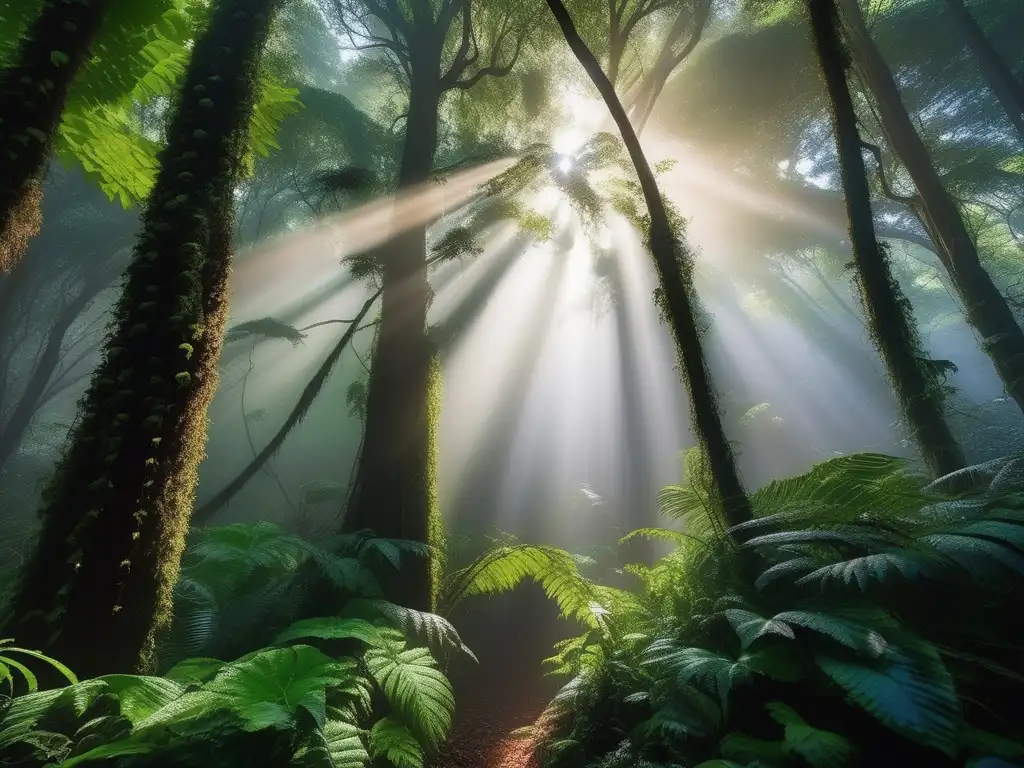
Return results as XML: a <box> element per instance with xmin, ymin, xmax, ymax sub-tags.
<box><xmin>1</xmin><ymin>0</ymin><xmax>284</xmax><ymax>678</ymax></box>
<box><xmin>0</xmin><ymin>0</ymin><xmax>112</xmax><ymax>273</ymax></box>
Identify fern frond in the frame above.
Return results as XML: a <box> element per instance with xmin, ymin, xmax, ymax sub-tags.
<box><xmin>369</xmin><ymin>716</ymin><xmax>423</xmax><ymax>768</ymax></box>
<box><xmin>364</xmin><ymin>639</ymin><xmax>454</xmax><ymax>750</ymax></box>
<box><xmin>440</xmin><ymin>544</ymin><xmax>597</xmax><ymax>627</ymax></box>
<box><xmin>816</xmin><ymin>641</ymin><xmax>960</xmax><ymax>755</ymax></box>
<box><xmin>342</xmin><ymin>599</ymin><xmax>476</xmax><ymax>663</ymax></box>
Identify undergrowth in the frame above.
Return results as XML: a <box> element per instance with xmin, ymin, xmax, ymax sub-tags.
<box><xmin>2</xmin><ymin>451</ymin><xmax>1022</xmax><ymax>767</ymax></box>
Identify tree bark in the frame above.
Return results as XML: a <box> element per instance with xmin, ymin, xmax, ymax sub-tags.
<box><xmin>943</xmin><ymin>0</ymin><xmax>1024</xmax><ymax>143</ymax></box>
<box><xmin>545</xmin><ymin>0</ymin><xmax>753</xmax><ymax>532</ymax></box>
<box><xmin>341</xmin><ymin>60</ymin><xmax>442</xmax><ymax>611</ymax></box>
<box><xmin>627</xmin><ymin>0</ymin><xmax>711</xmax><ymax>135</ymax></box>
<box><xmin>0</xmin><ymin>0</ymin><xmax>283</xmax><ymax>678</ymax></box>
<box><xmin>836</xmin><ymin>0</ymin><xmax>1024</xmax><ymax>417</ymax></box>
<box><xmin>0</xmin><ymin>275</ymin><xmax>110</xmax><ymax>473</ymax></box>
<box><xmin>809</xmin><ymin>0</ymin><xmax>965</xmax><ymax>477</ymax></box>
<box><xmin>0</xmin><ymin>0</ymin><xmax>112</xmax><ymax>273</ymax></box>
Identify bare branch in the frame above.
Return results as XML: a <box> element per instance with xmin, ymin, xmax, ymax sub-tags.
<box><xmin>860</xmin><ymin>139</ymin><xmax>919</xmax><ymax>206</ymax></box>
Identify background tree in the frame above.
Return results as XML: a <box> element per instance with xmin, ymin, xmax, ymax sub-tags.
<box><xmin>545</xmin><ymin>0</ymin><xmax>753</xmax><ymax>532</ymax></box>
<box><xmin>835</xmin><ymin>0</ymin><xmax>1024</xmax><ymax>415</ymax></box>
<box><xmin>326</xmin><ymin>0</ymin><xmax>536</xmax><ymax>610</ymax></box>
<box><xmin>808</xmin><ymin>0</ymin><xmax>965</xmax><ymax>477</ymax></box>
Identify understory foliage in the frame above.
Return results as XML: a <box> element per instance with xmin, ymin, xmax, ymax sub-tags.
<box><xmin>0</xmin><ymin>528</ymin><xmax>468</xmax><ymax>767</ymax></box>
<box><xmin>476</xmin><ymin>452</ymin><xmax>1024</xmax><ymax>768</ymax></box>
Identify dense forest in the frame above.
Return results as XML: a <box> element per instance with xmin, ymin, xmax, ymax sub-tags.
<box><xmin>0</xmin><ymin>0</ymin><xmax>1022</xmax><ymax>765</ymax></box>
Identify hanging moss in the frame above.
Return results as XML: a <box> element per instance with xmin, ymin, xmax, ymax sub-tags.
<box><xmin>0</xmin><ymin>178</ymin><xmax>41</xmax><ymax>273</ymax></box>
<box><xmin>1</xmin><ymin>0</ymin><xmax>285</xmax><ymax>678</ymax></box>
<box><xmin>426</xmin><ymin>352</ymin><xmax>446</xmax><ymax>612</ymax></box>
<box><xmin>0</xmin><ymin>0</ymin><xmax>112</xmax><ymax>273</ymax></box>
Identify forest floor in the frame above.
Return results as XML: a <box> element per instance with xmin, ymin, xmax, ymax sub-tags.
<box><xmin>430</xmin><ymin>690</ymin><xmax>546</xmax><ymax>768</ymax></box>
<box><xmin>428</xmin><ymin>591</ymin><xmax>564</xmax><ymax>768</ymax></box>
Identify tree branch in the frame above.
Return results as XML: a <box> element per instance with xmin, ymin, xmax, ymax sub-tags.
<box><xmin>860</xmin><ymin>139</ymin><xmax>918</xmax><ymax>205</ymax></box>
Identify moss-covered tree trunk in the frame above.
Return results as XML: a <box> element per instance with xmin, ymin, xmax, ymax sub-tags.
<box><xmin>836</xmin><ymin>0</ymin><xmax>1024</xmax><ymax>417</ymax></box>
<box><xmin>0</xmin><ymin>0</ymin><xmax>283</xmax><ymax>679</ymax></box>
<box><xmin>341</xmin><ymin>58</ymin><xmax>442</xmax><ymax>611</ymax></box>
<box><xmin>545</xmin><ymin>0</ymin><xmax>753</xmax><ymax>533</ymax></box>
<box><xmin>809</xmin><ymin>0</ymin><xmax>965</xmax><ymax>477</ymax></box>
<box><xmin>0</xmin><ymin>0</ymin><xmax>112</xmax><ymax>273</ymax></box>
<box><xmin>944</xmin><ymin>0</ymin><xmax>1024</xmax><ymax>143</ymax></box>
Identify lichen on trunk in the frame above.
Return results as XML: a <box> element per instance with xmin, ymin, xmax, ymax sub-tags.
<box><xmin>1</xmin><ymin>0</ymin><xmax>283</xmax><ymax>678</ymax></box>
<box><xmin>0</xmin><ymin>0</ymin><xmax>112</xmax><ymax>273</ymax></box>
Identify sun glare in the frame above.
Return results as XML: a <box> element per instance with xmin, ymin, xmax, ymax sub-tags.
<box><xmin>557</xmin><ymin>156</ymin><xmax>573</xmax><ymax>174</ymax></box>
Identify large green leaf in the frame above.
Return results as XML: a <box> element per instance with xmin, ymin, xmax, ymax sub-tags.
<box><xmin>203</xmin><ymin>646</ymin><xmax>358</xmax><ymax>731</ymax></box>
<box><xmin>364</xmin><ymin>639</ymin><xmax>454</xmax><ymax>750</ymax></box>
<box><xmin>816</xmin><ymin>643</ymin><xmax>960</xmax><ymax>755</ymax></box>
<box><xmin>94</xmin><ymin>675</ymin><xmax>185</xmax><ymax>724</ymax></box>
<box><xmin>163</xmin><ymin>658</ymin><xmax>226</xmax><ymax>685</ymax></box>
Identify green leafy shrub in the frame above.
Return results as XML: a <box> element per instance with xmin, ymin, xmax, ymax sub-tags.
<box><xmin>0</xmin><ymin>528</ymin><xmax>468</xmax><ymax>767</ymax></box>
<box><xmin>490</xmin><ymin>453</ymin><xmax>1024</xmax><ymax>768</ymax></box>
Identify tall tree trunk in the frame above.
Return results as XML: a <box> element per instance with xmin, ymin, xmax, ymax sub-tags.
<box><xmin>809</xmin><ymin>0</ymin><xmax>965</xmax><ymax>477</ymax></box>
<box><xmin>342</xmin><ymin>64</ymin><xmax>442</xmax><ymax>611</ymax></box>
<box><xmin>626</xmin><ymin>0</ymin><xmax>711</xmax><ymax>136</ymax></box>
<box><xmin>943</xmin><ymin>0</ymin><xmax>1024</xmax><ymax>143</ymax></box>
<box><xmin>0</xmin><ymin>0</ymin><xmax>111</xmax><ymax>273</ymax></box>
<box><xmin>0</xmin><ymin>0</ymin><xmax>282</xmax><ymax>679</ymax></box>
<box><xmin>0</xmin><ymin>274</ymin><xmax>109</xmax><ymax>473</ymax></box>
<box><xmin>545</xmin><ymin>0</ymin><xmax>753</xmax><ymax>533</ymax></box>
<box><xmin>836</xmin><ymin>0</ymin><xmax>1024</xmax><ymax>417</ymax></box>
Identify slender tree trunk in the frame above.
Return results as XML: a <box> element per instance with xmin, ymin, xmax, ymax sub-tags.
<box><xmin>627</xmin><ymin>0</ymin><xmax>711</xmax><ymax>135</ymax></box>
<box><xmin>836</xmin><ymin>0</ymin><xmax>1024</xmax><ymax>416</ymax></box>
<box><xmin>342</xmin><ymin>63</ymin><xmax>442</xmax><ymax>611</ymax></box>
<box><xmin>0</xmin><ymin>0</ymin><xmax>282</xmax><ymax>678</ymax></box>
<box><xmin>0</xmin><ymin>0</ymin><xmax>112</xmax><ymax>273</ymax></box>
<box><xmin>545</xmin><ymin>0</ymin><xmax>753</xmax><ymax>532</ymax></box>
<box><xmin>943</xmin><ymin>0</ymin><xmax>1024</xmax><ymax>143</ymax></box>
<box><xmin>809</xmin><ymin>0</ymin><xmax>965</xmax><ymax>477</ymax></box>
<box><xmin>0</xmin><ymin>276</ymin><xmax>108</xmax><ymax>473</ymax></box>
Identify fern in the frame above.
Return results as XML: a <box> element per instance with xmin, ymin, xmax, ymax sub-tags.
<box><xmin>440</xmin><ymin>544</ymin><xmax>598</xmax><ymax>627</ymax></box>
<box><xmin>364</xmin><ymin>637</ymin><xmax>454</xmax><ymax>750</ymax></box>
<box><xmin>369</xmin><ymin>716</ymin><xmax>423</xmax><ymax>767</ymax></box>
<box><xmin>816</xmin><ymin>641</ymin><xmax>961</xmax><ymax>755</ymax></box>
<box><xmin>342</xmin><ymin>599</ymin><xmax>476</xmax><ymax>663</ymax></box>
<box><xmin>0</xmin><ymin>640</ymin><xmax>75</xmax><ymax>696</ymax></box>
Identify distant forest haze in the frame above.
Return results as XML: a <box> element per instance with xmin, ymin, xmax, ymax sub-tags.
<box><xmin>0</xmin><ymin>0</ymin><xmax>1022</xmax><ymax>766</ymax></box>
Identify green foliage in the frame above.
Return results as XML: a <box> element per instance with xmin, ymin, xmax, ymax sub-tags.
<box><xmin>0</xmin><ymin>640</ymin><xmax>78</xmax><ymax>695</ymax></box>
<box><xmin>524</xmin><ymin>454</ymin><xmax>1024</xmax><ymax>768</ymax></box>
<box><xmin>0</xmin><ymin>526</ymin><xmax>464</xmax><ymax>766</ymax></box>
